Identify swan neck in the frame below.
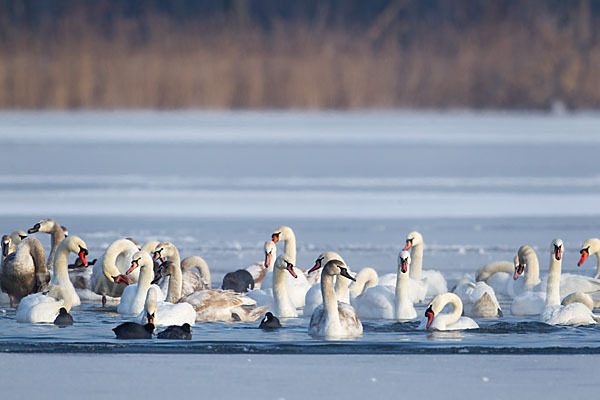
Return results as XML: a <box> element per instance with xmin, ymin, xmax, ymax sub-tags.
<box><xmin>322</xmin><ymin>273</ymin><xmax>340</xmax><ymax>325</ymax></box>
<box><xmin>594</xmin><ymin>251</ymin><xmax>600</xmax><ymax>279</ymax></box>
<box><xmin>48</xmin><ymin>225</ymin><xmax>65</xmax><ymax>268</ymax></box>
<box><xmin>182</xmin><ymin>256</ymin><xmax>211</xmax><ymax>289</ymax></box>
<box><xmin>437</xmin><ymin>294</ymin><xmax>462</xmax><ymax>327</ymax></box>
<box><xmin>545</xmin><ymin>255</ymin><xmax>561</xmax><ymax>307</ymax></box>
<box><xmin>53</xmin><ymin>243</ymin><xmax>70</xmax><ymax>282</ymax></box>
<box><xmin>335</xmin><ymin>275</ymin><xmax>350</xmax><ymax>303</ymax></box>
<box><xmin>136</xmin><ymin>264</ymin><xmax>154</xmax><ymax>300</ymax></box>
<box><xmin>273</xmin><ymin>267</ymin><xmax>294</xmax><ymax>312</ymax></box>
<box><xmin>395</xmin><ymin>268</ymin><xmax>410</xmax><ymax>318</ymax></box>
<box><xmin>349</xmin><ymin>268</ymin><xmax>378</xmax><ymax>296</ymax></box>
<box><xmin>166</xmin><ymin>263</ymin><xmax>183</xmax><ymax>303</ymax></box>
<box><xmin>523</xmin><ymin>249</ymin><xmax>540</xmax><ymax>290</ymax></box>
<box><xmin>103</xmin><ymin>240</ymin><xmax>131</xmax><ymax>277</ymax></box>
<box><xmin>283</xmin><ymin>235</ymin><xmax>296</xmax><ymax>265</ymax></box>
<box><xmin>409</xmin><ymin>244</ymin><xmax>423</xmax><ymax>279</ymax></box>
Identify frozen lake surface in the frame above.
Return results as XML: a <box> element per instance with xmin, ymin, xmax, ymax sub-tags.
<box><xmin>1</xmin><ymin>111</ymin><xmax>599</xmax><ymax>397</ymax></box>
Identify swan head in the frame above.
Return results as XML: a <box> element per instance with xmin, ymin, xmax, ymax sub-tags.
<box><xmin>403</xmin><ymin>231</ymin><xmax>423</xmax><ymax>251</ymax></box>
<box><xmin>323</xmin><ymin>259</ymin><xmax>355</xmax><ymax>282</ymax></box>
<box><xmin>398</xmin><ymin>250</ymin><xmax>411</xmax><ymax>274</ymax></box>
<box><xmin>156</xmin><ymin>260</ymin><xmax>177</xmax><ymax>283</ymax></box>
<box><xmin>274</xmin><ymin>254</ymin><xmax>297</xmax><ymax>278</ymax></box>
<box><xmin>153</xmin><ymin>242</ymin><xmax>176</xmax><ymax>262</ymax></box>
<box><xmin>308</xmin><ymin>251</ymin><xmax>345</xmax><ymax>274</ymax></box>
<box><xmin>264</xmin><ymin>241</ymin><xmax>277</xmax><ymax>269</ymax></box>
<box><xmin>60</xmin><ymin>236</ymin><xmax>89</xmax><ymax>267</ymax></box>
<box><xmin>271</xmin><ymin>226</ymin><xmax>293</xmax><ymax>244</ymax></box>
<box><xmin>1</xmin><ymin>235</ymin><xmax>10</xmax><ymax>257</ymax></box>
<box><xmin>578</xmin><ymin>238</ymin><xmax>600</xmax><ymax>267</ymax></box>
<box><xmin>424</xmin><ymin>293</ymin><xmax>460</xmax><ymax>329</ymax></box>
<box><xmin>11</xmin><ymin>230</ymin><xmax>27</xmax><ymax>243</ymax></box>
<box><xmin>127</xmin><ymin>251</ymin><xmax>153</xmax><ymax>275</ymax></box>
<box><xmin>513</xmin><ymin>246</ymin><xmax>533</xmax><ymax>280</ymax></box>
<box><xmin>551</xmin><ymin>238</ymin><xmax>563</xmax><ymax>261</ymax></box>
<box><xmin>27</xmin><ymin>219</ymin><xmax>56</xmax><ymax>234</ymax></box>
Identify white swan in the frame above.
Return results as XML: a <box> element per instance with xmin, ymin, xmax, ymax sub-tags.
<box><xmin>133</xmin><ymin>268</ymin><xmax>195</xmax><ymax>327</ymax></box>
<box><xmin>153</xmin><ymin>242</ymin><xmax>210</xmax><ymax>296</ymax></box>
<box><xmin>16</xmin><ymin>236</ymin><xmax>89</xmax><ymax>322</ymax></box>
<box><xmin>117</xmin><ymin>251</ymin><xmax>165</xmax><ymax>316</ymax></box>
<box><xmin>16</xmin><ymin>285</ymin><xmax>73</xmax><ymax>323</ymax></box>
<box><xmin>540</xmin><ymin>239</ymin><xmax>597</xmax><ymax>325</ymax></box>
<box><xmin>27</xmin><ymin>219</ymin><xmax>66</xmax><ymax>271</ymax></box>
<box><xmin>247</xmin><ymin>254</ymin><xmax>302</xmax><ymax>317</ymax></box>
<box><xmin>272</xmin><ymin>225</ymin><xmax>320</xmax><ymax>285</ymax></box>
<box><xmin>303</xmin><ymin>252</ymin><xmax>378</xmax><ymax>316</ymax></box>
<box><xmin>244</xmin><ymin>241</ymin><xmax>276</xmax><ymax>289</ymax></box>
<box><xmin>1</xmin><ymin>237</ymin><xmax>50</xmax><ymax>306</ymax></box>
<box><xmin>578</xmin><ymin>238</ymin><xmax>600</xmax><ymax>278</ymax></box>
<box><xmin>453</xmin><ymin>278</ymin><xmax>502</xmax><ymax>318</ymax></box>
<box><xmin>421</xmin><ymin>292</ymin><xmax>479</xmax><ymax>331</ymax></box>
<box><xmin>308</xmin><ymin>259</ymin><xmax>363</xmax><ymax>338</ymax></box>
<box><xmin>90</xmin><ymin>238</ymin><xmax>140</xmax><ymax>305</ymax></box>
<box><xmin>354</xmin><ymin>251</ymin><xmax>417</xmax><ymax>320</ymax></box>
<box><xmin>403</xmin><ymin>231</ymin><xmax>448</xmax><ymax>297</ymax></box>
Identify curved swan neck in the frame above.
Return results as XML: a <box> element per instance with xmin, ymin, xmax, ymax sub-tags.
<box><xmin>136</xmin><ymin>262</ymin><xmax>154</xmax><ymax>299</ymax></box>
<box><xmin>53</xmin><ymin>241</ymin><xmax>71</xmax><ymax>283</ymax></box>
<box><xmin>349</xmin><ymin>268</ymin><xmax>378</xmax><ymax>296</ymax></box>
<box><xmin>103</xmin><ymin>239</ymin><xmax>135</xmax><ymax>278</ymax></box>
<box><xmin>521</xmin><ymin>247</ymin><xmax>540</xmax><ymax>290</ymax></box>
<box><xmin>181</xmin><ymin>256</ymin><xmax>211</xmax><ymax>289</ymax></box>
<box><xmin>24</xmin><ymin>239</ymin><xmax>49</xmax><ymax>283</ymax></box>
<box><xmin>409</xmin><ymin>243</ymin><xmax>423</xmax><ymax>280</ymax></box>
<box><xmin>335</xmin><ymin>274</ymin><xmax>351</xmax><ymax>303</ymax></box>
<box><xmin>48</xmin><ymin>223</ymin><xmax>66</xmax><ymax>269</ymax></box>
<box><xmin>166</xmin><ymin>262</ymin><xmax>182</xmax><ymax>303</ymax></box>
<box><xmin>545</xmin><ymin>254</ymin><xmax>562</xmax><ymax>307</ymax></box>
<box><xmin>435</xmin><ymin>293</ymin><xmax>462</xmax><ymax>327</ymax></box>
<box><xmin>283</xmin><ymin>236</ymin><xmax>296</xmax><ymax>265</ymax></box>
<box><xmin>321</xmin><ymin>272</ymin><xmax>340</xmax><ymax>326</ymax></box>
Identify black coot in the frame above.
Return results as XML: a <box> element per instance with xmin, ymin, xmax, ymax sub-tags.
<box><xmin>259</xmin><ymin>312</ymin><xmax>282</xmax><ymax>330</ymax></box>
<box><xmin>222</xmin><ymin>269</ymin><xmax>255</xmax><ymax>293</ymax></box>
<box><xmin>53</xmin><ymin>308</ymin><xmax>74</xmax><ymax>326</ymax></box>
<box><xmin>157</xmin><ymin>323</ymin><xmax>193</xmax><ymax>340</ymax></box>
<box><xmin>113</xmin><ymin>321</ymin><xmax>155</xmax><ymax>339</ymax></box>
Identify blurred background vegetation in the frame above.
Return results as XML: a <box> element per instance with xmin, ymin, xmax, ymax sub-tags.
<box><xmin>1</xmin><ymin>0</ymin><xmax>599</xmax><ymax>109</ymax></box>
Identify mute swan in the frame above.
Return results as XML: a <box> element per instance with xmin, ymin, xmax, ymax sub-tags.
<box><xmin>16</xmin><ymin>285</ymin><xmax>74</xmax><ymax>323</ymax></box>
<box><xmin>578</xmin><ymin>238</ymin><xmax>600</xmax><ymax>279</ymax></box>
<box><xmin>1</xmin><ymin>237</ymin><xmax>50</xmax><ymax>306</ymax></box>
<box><xmin>354</xmin><ymin>251</ymin><xmax>417</xmax><ymax>320</ymax></box>
<box><xmin>16</xmin><ymin>236</ymin><xmax>88</xmax><ymax>322</ymax></box>
<box><xmin>157</xmin><ymin>323</ymin><xmax>192</xmax><ymax>340</ymax></box>
<box><xmin>304</xmin><ymin>251</ymin><xmax>349</xmax><ymax>316</ymax></box>
<box><xmin>244</xmin><ymin>241</ymin><xmax>276</xmax><ymax>289</ymax></box>
<box><xmin>453</xmin><ymin>279</ymin><xmax>502</xmax><ymax>318</ymax></box>
<box><xmin>259</xmin><ymin>241</ymin><xmax>311</xmax><ymax>308</ymax></box>
<box><xmin>540</xmin><ymin>239</ymin><xmax>597</xmax><ymax>325</ymax></box>
<box><xmin>248</xmin><ymin>254</ymin><xmax>300</xmax><ymax>318</ymax></box>
<box><xmin>90</xmin><ymin>238</ymin><xmax>140</xmax><ymax>306</ymax></box>
<box><xmin>1</xmin><ymin>230</ymin><xmax>27</xmax><ymax>260</ymax></box>
<box><xmin>152</xmin><ymin>242</ymin><xmax>210</xmax><ymax>296</ymax></box>
<box><xmin>403</xmin><ymin>231</ymin><xmax>448</xmax><ymax>297</ymax></box>
<box><xmin>421</xmin><ymin>292</ymin><xmax>479</xmax><ymax>331</ymax></box>
<box><xmin>259</xmin><ymin>312</ymin><xmax>282</xmax><ymax>330</ymax></box>
<box><xmin>118</xmin><ymin>251</ymin><xmax>165</xmax><ymax>316</ymax></box>
<box><xmin>49</xmin><ymin>235</ymin><xmax>88</xmax><ymax>307</ymax></box>
<box><xmin>309</xmin><ymin>259</ymin><xmax>363</xmax><ymax>338</ymax></box>
<box><xmin>272</xmin><ymin>225</ymin><xmax>320</xmax><ymax>285</ymax></box>
<box><xmin>135</xmin><ymin>285</ymin><xmax>195</xmax><ymax>327</ymax></box>
<box><xmin>474</xmin><ymin>260</ymin><xmax>515</xmax><ymax>296</ymax></box>
<box><xmin>27</xmin><ymin>219</ymin><xmax>66</xmax><ymax>271</ymax></box>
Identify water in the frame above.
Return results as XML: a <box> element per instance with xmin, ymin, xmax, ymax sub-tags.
<box><xmin>1</xmin><ymin>111</ymin><xmax>600</xmax><ymax>356</ymax></box>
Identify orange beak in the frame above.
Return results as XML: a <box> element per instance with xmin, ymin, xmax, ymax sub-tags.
<box><xmin>271</xmin><ymin>234</ymin><xmax>279</xmax><ymax>243</ymax></box>
<box><xmin>114</xmin><ymin>274</ymin><xmax>131</xmax><ymax>285</ymax></box>
<box><xmin>126</xmin><ymin>260</ymin><xmax>139</xmax><ymax>275</ymax></box>
<box><xmin>578</xmin><ymin>250</ymin><xmax>589</xmax><ymax>267</ymax></box>
<box><xmin>555</xmin><ymin>247</ymin><xmax>562</xmax><ymax>261</ymax></box>
<box><xmin>265</xmin><ymin>252</ymin><xmax>272</xmax><ymax>268</ymax></box>
<box><xmin>286</xmin><ymin>264</ymin><xmax>297</xmax><ymax>278</ymax></box>
<box><xmin>403</xmin><ymin>240</ymin><xmax>412</xmax><ymax>251</ymax></box>
<box><xmin>425</xmin><ymin>306</ymin><xmax>434</xmax><ymax>329</ymax></box>
<box><xmin>78</xmin><ymin>250</ymin><xmax>88</xmax><ymax>267</ymax></box>
<box><xmin>308</xmin><ymin>259</ymin><xmax>322</xmax><ymax>274</ymax></box>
